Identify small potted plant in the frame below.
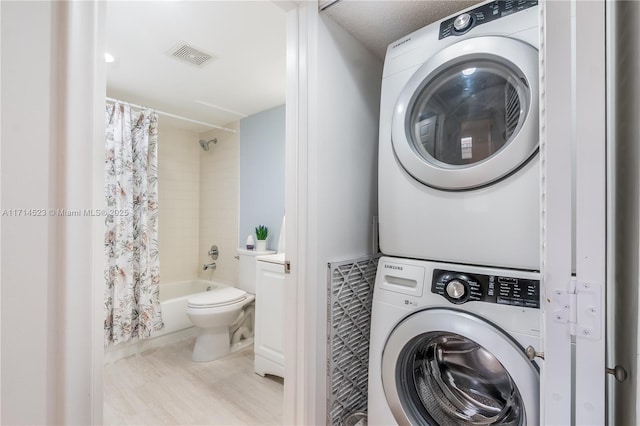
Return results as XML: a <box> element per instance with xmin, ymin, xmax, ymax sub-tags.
<box><xmin>255</xmin><ymin>225</ymin><xmax>269</xmax><ymax>252</ymax></box>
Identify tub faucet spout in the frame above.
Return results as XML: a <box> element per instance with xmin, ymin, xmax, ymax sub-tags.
<box><xmin>203</xmin><ymin>262</ymin><xmax>216</xmax><ymax>271</ymax></box>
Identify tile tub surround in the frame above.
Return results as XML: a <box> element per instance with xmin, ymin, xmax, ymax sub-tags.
<box><xmin>158</xmin><ymin>123</ymin><xmax>201</xmax><ymax>284</ymax></box>
<box><xmin>199</xmin><ymin>124</ymin><xmax>240</xmax><ymax>285</ymax></box>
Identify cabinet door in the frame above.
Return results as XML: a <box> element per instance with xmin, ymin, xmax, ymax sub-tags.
<box><xmin>255</xmin><ymin>261</ymin><xmax>285</xmax><ymax>377</ymax></box>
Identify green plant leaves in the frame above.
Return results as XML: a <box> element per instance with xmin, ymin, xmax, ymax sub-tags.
<box><xmin>255</xmin><ymin>224</ymin><xmax>269</xmax><ymax>240</ymax></box>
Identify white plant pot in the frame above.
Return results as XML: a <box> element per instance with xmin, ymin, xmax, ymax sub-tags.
<box><xmin>256</xmin><ymin>239</ymin><xmax>267</xmax><ymax>252</ymax></box>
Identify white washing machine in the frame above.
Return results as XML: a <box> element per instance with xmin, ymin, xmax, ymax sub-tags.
<box><xmin>378</xmin><ymin>1</ymin><xmax>540</xmax><ymax>270</ymax></box>
<box><xmin>368</xmin><ymin>256</ymin><xmax>541</xmax><ymax>425</ymax></box>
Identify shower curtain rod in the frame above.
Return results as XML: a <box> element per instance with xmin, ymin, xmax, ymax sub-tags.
<box><xmin>106</xmin><ymin>97</ymin><xmax>236</xmax><ymax>133</ymax></box>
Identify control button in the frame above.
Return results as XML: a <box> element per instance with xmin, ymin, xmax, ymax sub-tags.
<box><xmin>453</xmin><ymin>13</ymin><xmax>472</xmax><ymax>31</ymax></box>
<box><xmin>446</xmin><ymin>279</ymin><xmax>466</xmax><ymax>300</ymax></box>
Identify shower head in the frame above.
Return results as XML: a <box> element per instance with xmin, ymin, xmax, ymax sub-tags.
<box><xmin>199</xmin><ymin>138</ymin><xmax>217</xmax><ymax>151</ymax></box>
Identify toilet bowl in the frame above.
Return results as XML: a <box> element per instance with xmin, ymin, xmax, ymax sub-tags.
<box><xmin>186</xmin><ymin>286</ymin><xmax>255</xmax><ymax>363</ymax></box>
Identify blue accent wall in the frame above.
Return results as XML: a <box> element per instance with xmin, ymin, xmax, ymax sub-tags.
<box><xmin>239</xmin><ymin>104</ymin><xmax>286</xmax><ymax>251</ymax></box>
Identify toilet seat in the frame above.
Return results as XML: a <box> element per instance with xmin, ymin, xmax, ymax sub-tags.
<box><xmin>187</xmin><ymin>287</ymin><xmax>247</xmax><ymax>308</ymax></box>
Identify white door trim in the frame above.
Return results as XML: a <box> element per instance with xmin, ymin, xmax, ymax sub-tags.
<box><xmin>284</xmin><ymin>2</ymin><xmax>321</xmax><ymax>424</ymax></box>
<box><xmin>539</xmin><ymin>2</ymin><xmax>574</xmax><ymax>424</ymax></box>
<box><xmin>541</xmin><ymin>1</ymin><xmax>607</xmax><ymax>423</ymax></box>
<box><xmin>574</xmin><ymin>1</ymin><xmax>606</xmax><ymax>423</ymax></box>
<box><xmin>90</xmin><ymin>3</ymin><xmax>107</xmax><ymax>424</ymax></box>
<box><xmin>284</xmin><ymin>3</ymin><xmax>307</xmax><ymax>424</ymax></box>
<box><xmin>54</xmin><ymin>2</ymin><xmax>107</xmax><ymax>423</ymax></box>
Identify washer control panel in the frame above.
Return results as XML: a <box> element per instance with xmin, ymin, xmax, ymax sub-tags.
<box><xmin>439</xmin><ymin>0</ymin><xmax>538</xmax><ymax>40</ymax></box>
<box><xmin>431</xmin><ymin>269</ymin><xmax>540</xmax><ymax>308</ymax></box>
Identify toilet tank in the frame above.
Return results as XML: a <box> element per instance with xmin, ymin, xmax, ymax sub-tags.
<box><xmin>237</xmin><ymin>248</ymin><xmax>275</xmax><ymax>294</ymax></box>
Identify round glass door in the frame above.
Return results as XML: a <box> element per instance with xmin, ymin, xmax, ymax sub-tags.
<box><xmin>381</xmin><ymin>309</ymin><xmax>539</xmax><ymax>425</ymax></box>
<box><xmin>409</xmin><ymin>61</ymin><xmax>528</xmax><ymax>167</ymax></box>
<box><xmin>391</xmin><ymin>36</ymin><xmax>539</xmax><ymax>190</ymax></box>
<box><xmin>398</xmin><ymin>332</ymin><xmax>524</xmax><ymax>425</ymax></box>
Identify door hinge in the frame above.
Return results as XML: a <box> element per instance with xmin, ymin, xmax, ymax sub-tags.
<box><xmin>552</xmin><ymin>278</ymin><xmax>602</xmax><ymax>339</ymax></box>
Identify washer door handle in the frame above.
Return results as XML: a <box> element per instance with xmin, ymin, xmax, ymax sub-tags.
<box><xmin>525</xmin><ymin>345</ymin><xmax>545</xmax><ymax>361</ymax></box>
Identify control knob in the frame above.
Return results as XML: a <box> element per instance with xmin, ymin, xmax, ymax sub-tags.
<box><xmin>453</xmin><ymin>13</ymin><xmax>473</xmax><ymax>32</ymax></box>
<box><xmin>446</xmin><ymin>279</ymin><xmax>466</xmax><ymax>300</ymax></box>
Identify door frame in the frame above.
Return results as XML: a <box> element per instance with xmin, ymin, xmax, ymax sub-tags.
<box><xmin>87</xmin><ymin>1</ymin><xmax>312</xmax><ymax>424</ymax></box>
<box><xmin>540</xmin><ymin>1</ymin><xmax>607</xmax><ymax>424</ymax></box>
<box><xmin>282</xmin><ymin>2</ymin><xmax>319</xmax><ymax>424</ymax></box>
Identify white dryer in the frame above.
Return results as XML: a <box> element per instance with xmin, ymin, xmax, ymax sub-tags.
<box><xmin>368</xmin><ymin>257</ymin><xmax>541</xmax><ymax>425</ymax></box>
<box><xmin>379</xmin><ymin>1</ymin><xmax>540</xmax><ymax>270</ymax></box>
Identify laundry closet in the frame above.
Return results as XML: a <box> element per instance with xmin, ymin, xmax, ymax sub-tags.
<box><xmin>290</xmin><ymin>1</ymin><xmax>635</xmax><ymax>425</ymax></box>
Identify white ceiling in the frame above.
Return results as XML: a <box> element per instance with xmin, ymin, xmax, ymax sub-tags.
<box><xmin>106</xmin><ymin>1</ymin><xmax>287</xmax><ymax>133</ymax></box>
<box><xmin>106</xmin><ymin>1</ymin><xmax>481</xmax><ymax>133</ymax></box>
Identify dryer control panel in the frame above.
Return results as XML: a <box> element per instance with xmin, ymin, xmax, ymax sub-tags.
<box><xmin>439</xmin><ymin>0</ymin><xmax>538</xmax><ymax>40</ymax></box>
<box><xmin>431</xmin><ymin>269</ymin><xmax>540</xmax><ymax>308</ymax></box>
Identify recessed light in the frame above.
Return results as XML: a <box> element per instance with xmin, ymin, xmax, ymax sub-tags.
<box><xmin>104</xmin><ymin>52</ymin><xmax>115</xmax><ymax>63</ymax></box>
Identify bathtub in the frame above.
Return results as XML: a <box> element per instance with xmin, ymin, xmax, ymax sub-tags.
<box><xmin>104</xmin><ymin>279</ymin><xmax>224</xmax><ymax>363</ymax></box>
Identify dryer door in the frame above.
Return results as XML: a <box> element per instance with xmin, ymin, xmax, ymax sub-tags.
<box><xmin>381</xmin><ymin>308</ymin><xmax>539</xmax><ymax>425</ymax></box>
<box><xmin>391</xmin><ymin>36</ymin><xmax>538</xmax><ymax>191</ymax></box>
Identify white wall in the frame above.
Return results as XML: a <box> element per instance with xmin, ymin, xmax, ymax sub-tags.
<box><xmin>316</xmin><ymin>16</ymin><xmax>381</xmax><ymax>261</ymax></box>
<box><xmin>1</xmin><ymin>3</ymin><xmax>59</xmax><ymax>422</ymax></box>
<box><xmin>1</xmin><ymin>2</ymin><xmax>102</xmax><ymax>424</ymax></box>
<box><xmin>199</xmin><ymin>124</ymin><xmax>240</xmax><ymax>285</ymax></box>
<box><xmin>157</xmin><ymin>123</ymin><xmax>201</xmax><ymax>284</ymax></box>
<box><xmin>304</xmin><ymin>11</ymin><xmax>383</xmax><ymax>424</ymax></box>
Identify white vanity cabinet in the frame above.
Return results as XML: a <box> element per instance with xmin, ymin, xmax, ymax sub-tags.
<box><xmin>254</xmin><ymin>253</ymin><xmax>285</xmax><ymax>378</ymax></box>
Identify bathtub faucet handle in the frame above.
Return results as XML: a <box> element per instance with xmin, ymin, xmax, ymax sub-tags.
<box><xmin>208</xmin><ymin>245</ymin><xmax>219</xmax><ymax>260</ymax></box>
<box><xmin>203</xmin><ymin>262</ymin><xmax>217</xmax><ymax>271</ymax></box>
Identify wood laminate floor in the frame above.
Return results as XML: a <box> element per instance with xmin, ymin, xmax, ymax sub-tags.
<box><xmin>104</xmin><ymin>337</ymin><xmax>284</xmax><ymax>425</ymax></box>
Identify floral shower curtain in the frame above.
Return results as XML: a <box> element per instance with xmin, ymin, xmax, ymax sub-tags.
<box><xmin>104</xmin><ymin>101</ymin><xmax>163</xmax><ymax>346</ymax></box>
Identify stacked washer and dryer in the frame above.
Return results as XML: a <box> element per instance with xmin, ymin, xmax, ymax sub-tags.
<box><xmin>369</xmin><ymin>1</ymin><xmax>542</xmax><ymax>425</ymax></box>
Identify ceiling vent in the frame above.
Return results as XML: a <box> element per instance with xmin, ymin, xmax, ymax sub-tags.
<box><xmin>168</xmin><ymin>43</ymin><xmax>214</xmax><ymax>67</ymax></box>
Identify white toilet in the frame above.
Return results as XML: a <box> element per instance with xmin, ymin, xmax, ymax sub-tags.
<box><xmin>186</xmin><ymin>249</ymin><xmax>272</xmax><ymax>363</ymax></box>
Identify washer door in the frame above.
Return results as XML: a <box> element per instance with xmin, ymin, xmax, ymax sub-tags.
<box><xmin>381</xmin><ymin>309</ymin><xmax>539</xmax><ymax>425</ymax></box>
<box><xmin>391</xmin><ymin>36</ymin><xmax>539</xmax><ymax>190</ymax></box>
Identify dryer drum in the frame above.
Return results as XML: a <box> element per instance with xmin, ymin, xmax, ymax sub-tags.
<box><xmin>390</xmin><ymin>36</ymin><xmax>540</xmax><ymax>192</ymax></box>
<box><xmin>401</xmin><ymin>333</ymin><xmax>525</xmax><ymax>425</ymax></box>
<box><xmin>407</xmin><ymin>60</ymin><xmax>529</xmax><ymax>169</ymax></box>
